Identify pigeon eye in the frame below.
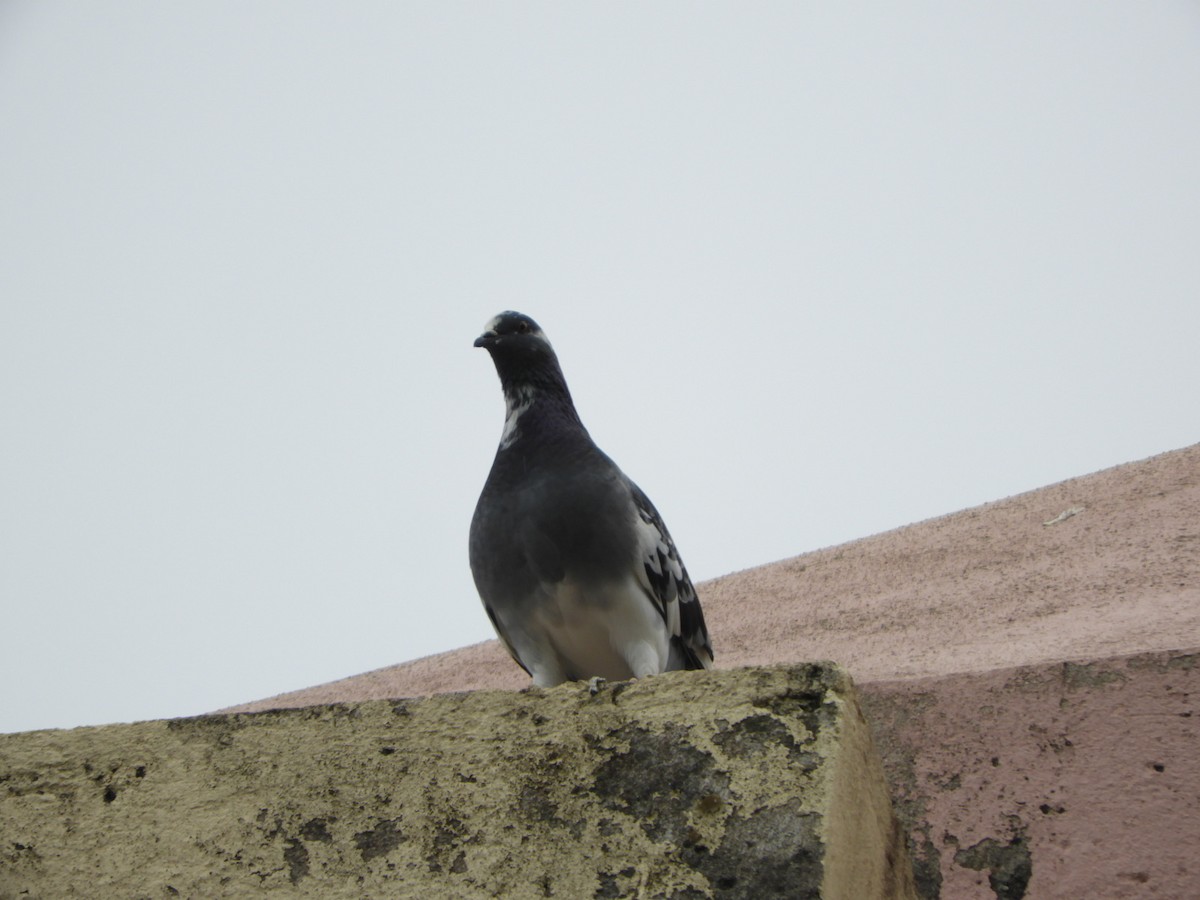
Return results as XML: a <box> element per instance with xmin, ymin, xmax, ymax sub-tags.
<box><xmin>516</xmin><ymin>321</ymin><xmax>530</xmax><ymax>334</ymax></box>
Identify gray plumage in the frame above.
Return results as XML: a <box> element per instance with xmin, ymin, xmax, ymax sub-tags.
<box><xmin>469</xmin><ymin>311</ymin><xmax>714</xmax><ymax>687</ymax></box>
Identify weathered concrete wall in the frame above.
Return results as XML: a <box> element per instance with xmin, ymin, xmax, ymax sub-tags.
<box><xmin>863</xmin><ymin>648</ymin><xmax>1200</xmax><ymax>899</ymax></box>
<box><xmin>0</xmin><ymin>665</ymin><xmax>915</xmax><ymax>899</ymax></box>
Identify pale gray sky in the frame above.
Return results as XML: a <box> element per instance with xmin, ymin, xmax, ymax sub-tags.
<box><xmin>2</xmin><ymin>3</ymin><xmax>1198</xmax><ymax>734</ymax></box>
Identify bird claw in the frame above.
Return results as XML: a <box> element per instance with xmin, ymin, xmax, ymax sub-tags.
<box><xmin>588</xmin><ymin>676</ymin><xmax>607</xmax><ymax>695</ymax></box>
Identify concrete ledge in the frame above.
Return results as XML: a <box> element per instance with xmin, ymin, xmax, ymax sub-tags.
<box><xmin>0</xmin><ymin>664</ymin><xmax>915</xmax><ymax>899</ymax></box>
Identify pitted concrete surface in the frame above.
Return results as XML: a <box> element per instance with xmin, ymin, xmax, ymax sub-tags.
<box><xmin>0</xmin><ymin>665</ymin><xmax>915</xmax><ymax>900</ymax></box>
<box><xmin>864</xmin><ymin>648</ymin><xmax>1199</xmax><ymax>899</ymax></box>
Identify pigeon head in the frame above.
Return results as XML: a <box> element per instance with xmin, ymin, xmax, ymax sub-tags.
<box><xmin>474</xmin><ymin>311</ymin><xmax>564</xmax><ymax>390</ymax></box>
<box><xmin>474</xmin><ymin>311</ymin><xmax>549</xmax><ymax>351</ymax></box>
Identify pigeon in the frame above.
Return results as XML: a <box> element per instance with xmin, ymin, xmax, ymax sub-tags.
<box><xmin>469</xmin><ymin>311</ymin><xmax>714</xmax><ymax>688</ymax></box>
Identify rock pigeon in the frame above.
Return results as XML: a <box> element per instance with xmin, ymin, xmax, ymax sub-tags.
<box><xmin>469</xmin><ymin>311</ymin><xmax>714</xmax><ymax>687</ymax></box>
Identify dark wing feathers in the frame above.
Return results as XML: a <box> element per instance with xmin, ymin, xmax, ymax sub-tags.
<box><xmin>630</xmin><ymin>483</ymin><xmax>714</xmax><ymax>670</ymax></box>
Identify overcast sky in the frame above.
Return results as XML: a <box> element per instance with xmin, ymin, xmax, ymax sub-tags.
<box><xmin>2</xmin><ymin>3</ymin><xmax>1198</xmax><ymax>734</ymax></box>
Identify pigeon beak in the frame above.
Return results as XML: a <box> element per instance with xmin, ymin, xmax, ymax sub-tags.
<box><xmin>474</xmin><ymin>331</ymin><xmax>497</xmax><ymax>349</ymax></box>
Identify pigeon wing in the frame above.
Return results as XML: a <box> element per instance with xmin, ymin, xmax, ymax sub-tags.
<box><xmin>629</xmin><ymin>482</ymin><xmax>714</xmax><ymax>670</ymax></box>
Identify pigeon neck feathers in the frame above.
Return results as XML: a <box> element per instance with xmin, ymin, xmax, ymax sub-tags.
<box><xmin>497</xmin><ymin>350</ymin><xmax>588</xmax><ymax>452</ymax></box>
